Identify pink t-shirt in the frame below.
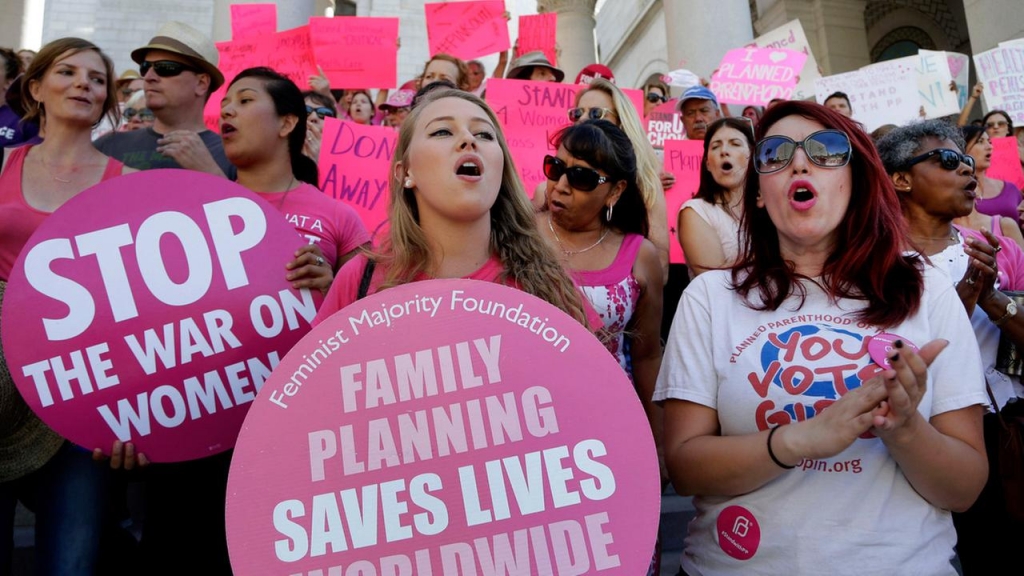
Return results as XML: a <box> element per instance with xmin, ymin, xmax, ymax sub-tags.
<box><xmin>259</xmin><ymin>183</ymin><xmax>370</xmax><ymax>270</ymax></box>
<box><xmin>0</xmin><ymin>144</ymin><xmax>124</xmax><ymax>280</ymax></box>
<box><xmin>313</xmin><ymin>253</ymin><xmax>505</xmax><ymax>325</ymax></box>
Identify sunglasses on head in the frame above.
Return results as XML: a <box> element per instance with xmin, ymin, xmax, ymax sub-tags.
<box><xmin>902</xmin><ymin>148</ymin><xmax>975</xmax><ymax>172</ymax></box>
<box><xmin>124</xmin><ymin>107</ymin><xmax>154</xmax><ymax>121</ymax></box>
<box><xmin>306</xmin><ymin>105</ymin><xmax>336</xmax><ymax>119</ymax></box>
<box><xmin>646</xmin><ymin>92</ymin><xmax>666</xmax><ymax>104</ymax></box>
<box><xmin>543</xmin><ymin>155</ymin><xmax>611</xmax><ymax>192</ymax></box>
<box><xmin>567</xmin><ymin>107</ymin><xmax>616</xmax><ymax>123</ymax></box>
<box><xmin>140</xmin><ymin>60</ymin><xmax>200</xmax><ymax>78</ymax></box>
<box><xmin>754</xmin><ymin>129</ymin><xmax>852</xmax><ymax>174</ymax></box>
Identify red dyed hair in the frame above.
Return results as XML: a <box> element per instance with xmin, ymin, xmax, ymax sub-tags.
<box><xmin>732</xmin><ymin>100</ymin><xmax>922</xmax><ymax>328</ymax></box>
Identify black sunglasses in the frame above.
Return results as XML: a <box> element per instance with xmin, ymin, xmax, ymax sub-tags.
<box><xmin>543</xmin><ymin>155</ymin><xmax>611</xmax><ymax>192</ymax></box>
<box><xmin>140</xmin><ymin>60</ymin><xmax>200</xmax><ymax>78</ymax></box>
<box><xmin>754</xmin><ymin>129</ymin><xmax>852</xmax><ymax>174</ymax></box>
<box><xmin>567</xmin><ymin>107</ymin><xmax>616</xmax><ymax>123</ymax></box>
<box><xmin>124</xmin><ymin>107</ymin><xmax>154</xmax><ymax>121</ymax></box>
<box><xmin>902</xmin><ymin>148</ymin><xmax>975</xmax><ymax>172</ymax></box>
<box><xmin>305</xmin><ymin>105</ymin><xmax>336</xmax><ymax>119</ymax></box>
<box><xmin>646</xmin><ymin>92</ymin><xmax>666</xmax><ymax>104</ymax></box>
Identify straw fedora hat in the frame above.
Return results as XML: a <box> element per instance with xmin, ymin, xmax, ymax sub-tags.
<box><xmin>0</xmin><ymin>281</ymin><xmax>64</xmax><ymax>482</ymax></box>
<box><xmin>131</xmin><ymin>21</ymin><xmax>225</xmax><ymax>91</ymax></box>
<box><xmin>506</xmin><ymin>51</ymin><xmax>564</xmax><ymax>83</ymax></box>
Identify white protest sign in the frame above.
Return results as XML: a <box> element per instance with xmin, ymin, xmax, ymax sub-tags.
<box><xmin>815</xmin><ymin>57</ymin><xmax>919</xmax><ymax>132</ymax></box>
<box><xmin>746</xmin><ymin>19</ymin><xmax>821</xmax><ymax>101</ymax></box>
<box><xmin>974</xmin><ymin>44</ymin><xmax>1024</xmax><ymax>125</ymax></box>
<box><xmin>917</xmin><ymin>50</ymin><xmax>960</xmax><ymax>118</ymax></box>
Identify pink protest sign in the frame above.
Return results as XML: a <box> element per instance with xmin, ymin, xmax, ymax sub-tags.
<box><xmin>230</xmin><ymin>3</ymin><xmax>276</xmax><ymax>40</ymax></box>
<box><xmin>988</xmin><ymin>136</ymin><xmax>1024</xmax><ymax>192</ymax></box>
<box><xmin>225</xmin><ymin>279</ymin><xmax>660</xmax><ymax>574</ymax></box>
<box><xmin>710</xmin><ymin>47</ymin><xmax>807</xmax><ymax>106</ymax></box>
<box><xmin>204</xmin><ymin>26</ymin><xmax>319</xmax><ymax>132</ymax></box>
<box><xmin>645</xmin><ymin>99</ymin><xmax>684</xmax><ymax>150</ymax></box>
<box><xmin>663</xmin><ymin>139</ymin><xmax>705</xmax><ymax>264</ymax></box>
<box><xmin>517</xmin><ymin>13</ymin><xmax>557</xmax><ymax>66</ymax></box>
<box><xmin>1</xmin><ymin>170</ymin><xmax>317</xmax><ymax>462</ymax></box>
<box><xmin>425</xmin><ymin>1</ymin><xmax>510</xmax><ymax>60</ymax></box>
<box><xmin>309</xmin><ymin>16</ymin><xmax>399</xmax><ymax>90</ymax></box>
<box><xmin>319</xmin><ymin>118</ymin><xmax>397</xmax><ymax>239</ymax></box>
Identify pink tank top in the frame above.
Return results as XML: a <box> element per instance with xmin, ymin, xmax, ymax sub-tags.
<box><xmin>0</xmin><ymin>145</ymin><xmax>124</xmax><ymax>280</ymax></box>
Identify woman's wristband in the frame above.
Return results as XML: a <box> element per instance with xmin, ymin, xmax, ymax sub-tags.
<box><xmin>768</xmin><ymin>425</ymin><xmax>796</xmax><ymax>469</ymax></box>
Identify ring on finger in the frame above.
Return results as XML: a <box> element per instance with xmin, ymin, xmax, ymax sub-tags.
<box><xmin>966</xmin><ymin>277</ymin><xmax>976</xmax><ymax>285</ymax></box>
<box><xmin>315</xmin><ymin>256</ymin><xmax>324</xmax><ymax>266</ymax></box>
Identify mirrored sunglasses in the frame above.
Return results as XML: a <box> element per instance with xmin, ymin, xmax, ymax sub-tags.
<box><xmin>543</xmin><ymin>155</ymin><xmax>610</xmax><ymax>192</ymax></box>
<box><xmin>567</xmin><ymin>107</ymin><xmax>616</xmax><ymax>123</ymax></box>
<box><xmin>754</xmin><ymin>129</ymin><xmax>852</xmax><ymax>174</ymax></box>
<box><xmin>124</xmin><ymin>108</ymin><xmax>154</xmax><ymax>121</ymax></box>
<box><xmin>306</xmin><ymin>105</ymin><xmax>336</xmax><ymax>119</ymax></box>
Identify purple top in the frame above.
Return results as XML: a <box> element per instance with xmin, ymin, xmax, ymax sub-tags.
<box><xmin>0</xmin><ymin>104</ymin><xmax>40</xmax><ymax>148</ymax></box>
<box><xmin>975</xmin><ymin>179</ymin><xmax>1022</xmax><ymax>223</ymax></box>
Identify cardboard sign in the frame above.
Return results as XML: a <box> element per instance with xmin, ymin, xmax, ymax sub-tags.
<box><xmin>230</xmin><ymin>3</ymin><xmax>276</xmax><ymax>40</ymax></box>
<box><xmin>814</xmin><ymin>57</ymin><xmax>919</xmax><ymax>132</ymax></box>
<box><xmin>645</xmin><ymin>99</ymin><xmax>684</xmax><ymax>150</ymax></box>
<box><xmin>746</xmin><ymin>19</ymin><xmax>821</xmax><ymax>101</ymax></box>
<box><xmin>424</xmin><ymin>1</ymin><xmax>510</xmax><ymax>60</ymax></box>
<box><xmin>516</xmin><ymin>13</ymin><xmax>557</xmax><ymax>67</ymax></box>
<box><xmin>225</xmin><ymin>279</ymin><xmax>660</xmax><ymax>574</ymax></box>
<box><xmin>319</xmin><ymin>118</ymin><xmax>397</xmax><ymax>239</ymax></box>
<box><xmin>974</xmin><ymin>45</ymin><xmax>1024</xmax><ymax>125</ymax></box>
<box><xmin>916</xmin><ymin>50</ymin><xmax>959</xmax><ymax>119</ymax></box>
<box><xmin>989</xmin><ymin>136</ymin><xmax>1024</xmax><ymax>192</ymax></box>
<box><xmin>204</xmin><ymin>26</ymin><xmax>320</xmax><ymax>132</ymax></box>
<box><xmin>1</xmin><ymin>170</ymin><xmax>316</xmax><ymax>462</ymax></box>
<box><xmin>662</xmin><ymin>139</ymin><xmax>705</xmax><ymax>264</ymax></box>
<box><xmin>710</xmin><ymin>47</ymin><xmax>807</xmax><ymax>106</ymax></box>
<box><xmin>309</xmin><ymin>16</ymin><xmax>399</xmax><ymax>90</ymax></box>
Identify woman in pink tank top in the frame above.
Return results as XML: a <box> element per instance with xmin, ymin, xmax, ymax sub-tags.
<box><xmin>0</xmin><ymin>38</ymin><xmax>128</xmax><ymax>575</ymax></box>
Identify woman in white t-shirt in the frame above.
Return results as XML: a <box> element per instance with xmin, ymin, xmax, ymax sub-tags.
<box><xmin>677</xmin><ymin>117</ymin><xmax>754</xmax><ymax>277</ymax></box>
<box><xmin>656</xmin><ymin>101</ymin><xmax>989</xmax><ymax>575</ymax></box>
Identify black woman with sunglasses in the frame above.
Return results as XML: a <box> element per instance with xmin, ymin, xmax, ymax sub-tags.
<box><xmin>878</xmin><ymin>119</ymin><xmax>1024</xmax><ymax>574</ymax></box>
<box><xmin>658</xmin><ymin>102</ymin><xmax>988</xmax><ymax>576</ymax></box>
<box><xmin>301</xmin><ymin>90</ymin><xmax>336</xmax><ymax>161</ymax></box>
<box><xmin>94</xmin><ymin>22</ymin><xmax>235</xmax><ymax>179</ymax></box>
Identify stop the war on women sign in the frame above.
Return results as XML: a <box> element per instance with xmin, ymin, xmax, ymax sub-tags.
<box><xmin>225</xmin><ymin>280</ymin><xmax>660</xmax><ymax>575</ymax></box>
<box><xmin>1</xmin><ymin>170</ymin><xmax>317</xmax><ymax>462</ymax></box>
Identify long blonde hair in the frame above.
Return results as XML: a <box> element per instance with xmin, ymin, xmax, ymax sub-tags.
<box><xmin>575</xmin><ymin>78</ymin><xmax>662</xmax><ymax>210</ymax></box>
<box><xmin>378</xmin><ymin>89</ymin><xmax>590</xmax><ymax>326</ymax></box>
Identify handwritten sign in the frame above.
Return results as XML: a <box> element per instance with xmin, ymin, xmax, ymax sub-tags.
<box><xmin>662</xmin><ymin>139</ymin><xmax>704</xmax><ymax>264</ymax></box>
<box><xmin>1</xmin><ymin>170</ymin><xmax>316</xmax><ymax>462</ymax></box>
<box><xmin>645</xmin><ymin>99</ymin><xmax>684</xmax><ymax>150</ymax></box>
<box><xmin>946</xmin><ymin>52</ymin><xmax>971</xmax><ymax>108</ymax></box>
<box><xmin>746</xmin><ymin>19</ymin><xmax>820</xmax><ymax>101</ymax></box>
<box><xmin>319</xmin><ymin>118</ymin><xmax>396</xmax><ymax>240</ymax></box>
<box><xmin>225</xmin><ymin>279</ymin><xmax>660</xmax><ymax>574</ymax></box>
<box><xmin>204</xmin><ymin>25</ymin><xmax>320</xmax><ymax>132</ymax></box>
<box><xmin>517</xmin><ymin>13</ymin><xmax>557</xmax><ymax>67</ymax></box>
<box><xmin>974</xmin><ymin>44</ymin><xmax>1024</xmax><ymax>125</ymax></box>
<box><xmin>710</xmin><ymin>47</ymin><xmax>807</xmax><ymax>106</ymax></box>
<box><xmin>989</xmin><ymin>136</ymin><xmax>1024</xmax><ymax>192</ymax></box>
<box><xmin>230</xmin><ymin>3</ymin><xmax>276</xmax><ymax>40</ymax></box>
<box><xmin>814</xmin><ymin>57</ymin><xmax>919</xmax><ymax>132</ymax></box>
<box><xmin>309</xmin><ymin>16</ymin><xmax>399</xmax><ymax>90</ymax></box>
<box><xmin>424</xmin><ymin>1</ymin><xmax>510</xmax><ymax>60</ymax></box>
<box><xmin>916</xmin><ymin>50</ymin><xmax>959</xmax><ymax>119</ymax></box>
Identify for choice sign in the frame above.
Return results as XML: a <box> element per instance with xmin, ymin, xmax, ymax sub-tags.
<box><xmin>226</xmin><ymin>279</ymin><xmax>660</xmax><ymax>575</ymax></box>
<box><xmin>1</xmin><ymin>170</ymin><xmax>316</xmax><ymax>462</ymax></box>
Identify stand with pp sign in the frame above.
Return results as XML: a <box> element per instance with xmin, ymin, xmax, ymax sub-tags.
<box><xmin>1</xmin><ymin>170</ymin><xmax>317</xmax><ymax>461</ymax></box>
<box><xmin>225</xmin><ymin>280</ymin><xmax>660</xmax><ymax>574</ymax></box>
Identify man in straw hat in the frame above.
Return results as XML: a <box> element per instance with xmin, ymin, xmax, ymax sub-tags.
<box><xmin>95</xmin><ymin>21</ymin><xmax>234</xmax><ymax>178</ymax></box>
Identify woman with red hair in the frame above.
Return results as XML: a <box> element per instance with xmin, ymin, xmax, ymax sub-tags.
<box><xmin>657</xmin><ymin>101</ymin><xmax>988</xmax><ymax>574</ymax></box>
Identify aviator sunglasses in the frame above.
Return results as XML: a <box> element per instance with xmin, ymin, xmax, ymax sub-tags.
<box><xmin>543</xmin><ymin>155</ymin><xmax>611</xmax><ymax>192</ymax></box>
<box><xmin>646</xmin><ymin>92</ymin><xmax>667</xmax><ymax>104</ymax></box>
<box><xmin>754</xmin><ymin>129</ymin><xmax>852</xmax><ymax>174</ymax></box>
<box><xmin>305</xmin><ymin>105</ymin><xmax>336</xmax><ymax>119</ymax></box>
<box><xmin>901</xmin><ymin>148</ymin><xmax>975</xmax><ymax>172</ymax></box>
<box><xmin>140</xmin><ymin>60</ymin><xmax>200</xmax><ymax>78</ymax></box>
<box><xmin>567</xmin><ymin>107</ymin><xmax>617</xmax><ymax>123</ymax></box>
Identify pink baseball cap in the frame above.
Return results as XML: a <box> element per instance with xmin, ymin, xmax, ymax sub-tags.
<box><xmin>379</xmin><ymin>89</ymin><xmax>415</xmax><ymax>111</ymax></box>
<box><xmin>575</xmin><ymin>63</ymin><xmax>615</xmax><ymax>85</ymax></box>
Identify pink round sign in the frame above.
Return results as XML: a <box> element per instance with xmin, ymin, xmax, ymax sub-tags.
<box><xmin>226</xmin><ymin>279</ymin><xmax>660</xmax><ymax>574</ymax></box>
<box><xmin>2</xmin><ymin>169</ymin><xmax>318</xmax><ymax>462</ymax></box>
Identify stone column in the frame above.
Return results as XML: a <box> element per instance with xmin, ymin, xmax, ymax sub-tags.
<box><xmin>964</xmin><ymin>0</ymin><xmax>1024</xmax><ymax>54</ymax></box>
<box><xmin>663</xmin><ymin>0</ymin><xmax>754</xmax><ymax>80</ymax></box>
<box><xmin>212</xmin><ymin>0</ymin><xmax>318</xmax><ymax>42</ymax></box>
<box><xmin>753</xmin><ymin>0</ymin><xmax>870</xmax><ymax>76</ymax></box>
<box><xmin>537</xmin><ymin>0</ymin><xmax>598</xmax><ymax>83</ymax></box>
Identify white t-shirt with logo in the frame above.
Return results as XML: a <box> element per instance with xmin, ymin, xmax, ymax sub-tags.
<box><xmin>655</xmin><ymin>266</ymin><xmax>987</xmax><ymax>576</ymax></box>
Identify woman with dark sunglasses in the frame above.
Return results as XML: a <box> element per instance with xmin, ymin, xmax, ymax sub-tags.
<box><xmin>537</xmin><ymin>119</ymin><xmax>664</xmax><ymax>576</ymax></box>
<box><xmin>658</xmin><ymin>101</ymin><xmax>988</xmax><ymax>575</ymax></box>
<box><xmin>301</xmin><ymin>90</ymin><xmax>336</xmax><ymax>162</ymax></box>
<box><xmin>878</xmin><ymin>119</ymin><xmax>1024</xmax><ymax>574</ymax></box>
